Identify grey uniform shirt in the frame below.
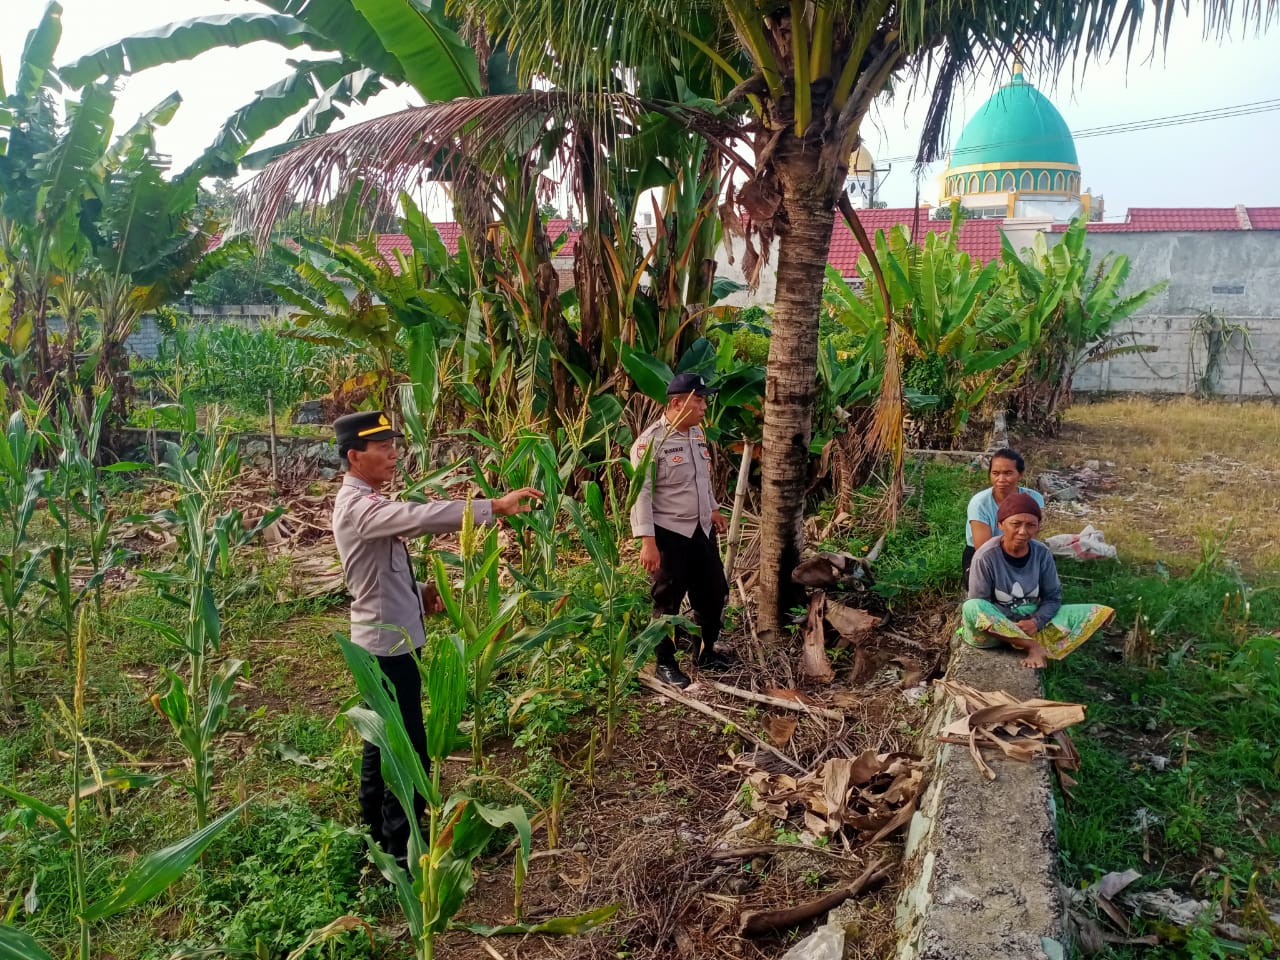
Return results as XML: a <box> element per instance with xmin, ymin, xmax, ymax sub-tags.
<box><xmin>332</xmin><ymin>475</ymin><xmax>495</xmax><ymax>655</ymax></box>
<box><xmin>967</xmin><ymin>537</ymin><xmax>1062</xmax><ymax>630</ymax></box>
<box><xmin>629</xmin><ymin>417</ymin><xmax>719</xmax><ymax>538</ymax></box>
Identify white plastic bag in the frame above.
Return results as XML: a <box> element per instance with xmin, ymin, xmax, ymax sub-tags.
<box><xmin>1045</xmin><ymin>524</ymin><xmax>1117</xmax><ymax>561</ymax></box>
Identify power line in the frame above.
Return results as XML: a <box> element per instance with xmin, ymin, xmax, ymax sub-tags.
<box><xmin>873</xmin><ymin>96</ymin><xmax>1280</xmax><ymax>167</ymax></box>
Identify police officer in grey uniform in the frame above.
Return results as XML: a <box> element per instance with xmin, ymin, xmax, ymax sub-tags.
<box><xmin>630</xmin><ymin>373</ymin><xmax>730</xmax><ymax>688</ymax></box>
<box><xmin>331</xmin><ymin>410</ymin><xmax>540</xmax><ymax>868</ymax></box>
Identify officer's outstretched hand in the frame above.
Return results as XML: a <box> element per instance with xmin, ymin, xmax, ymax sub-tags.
<box><xmin>493</xmin><ymin>487</ymin><xmax>543</xmax><ymax>516</ymax></box>
<box><xmin>711</xmin><ymin>511</ymin><xmax>730</xmax><ymax>535</ymax></box>
<box><xmin>420</xmin><ymin>582</ymin><xmax>446</xmax><ymax>615</ymax></box>
<box><xmin>639</xmin><ymin>536</ymin><xmax>662</xmax><ymax>574</ymax></box>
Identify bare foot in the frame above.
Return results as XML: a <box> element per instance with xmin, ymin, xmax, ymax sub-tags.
<box><xmin>1022</xmin><ymin>643</ymin><xmax>1048</xmax><ymax>669</ymax></box>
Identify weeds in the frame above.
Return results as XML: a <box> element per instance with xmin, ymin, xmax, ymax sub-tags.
<box><xmin>1047</xmin><ymin>560</ymin><xmax>1280</xmax><ymax>958</ymax></box>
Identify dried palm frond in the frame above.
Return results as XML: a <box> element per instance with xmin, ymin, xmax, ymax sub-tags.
<box><xmin>239</xmin><ymin>90</ymin><xmax>748</xmax><ymax>244</ymax></box>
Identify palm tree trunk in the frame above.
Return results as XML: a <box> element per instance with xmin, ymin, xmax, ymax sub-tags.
<box><xmin>756</xmin><ymin>153</ymin><xmax>837</xmax><ymax>636</ymax></box>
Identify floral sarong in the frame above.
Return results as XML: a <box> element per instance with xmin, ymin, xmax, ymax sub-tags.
<box><xmin>959</xmin><ymin>598</ymin><xmax>1114</xmax><ymax>661</ymax></box>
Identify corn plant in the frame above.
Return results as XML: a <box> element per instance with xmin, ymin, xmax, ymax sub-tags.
<box><xmin>432</xmin><ymin>505</ymin><xmax>527</xmax><ymax>769</ymax></box>
<box><xmin>40</xmin><ymin>391</ymin><xmax>139</xmax><ymax>654</ymax></box>
<box><xmin>0</xmin><ymin>612</ymin><xmax>243</xmax><ymax>960</ymax></box>
<box><xmin>0</xmin><ymin>408</ymin><xmax>48</xmax><ymax>707</ymax></box>
<box><xmin>338</xmin><ymin>632</ymin><xmax>613</xmax><ymax>960</ymax></box>
<box><xmin>134</xmin><ymin>403</ymin><xmax>280</xmax><ymax>826</ymax></box>
<box><xmin>564</xmin><ymin>480</ymin><xmax>679</xmax><ymax>760</ymax></box>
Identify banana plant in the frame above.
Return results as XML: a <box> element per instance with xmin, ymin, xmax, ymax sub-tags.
<box><xmin>133</xmin><ymin>402</ymin><xmax>281</xmax><ymax>827</ymax></box>
<box><xmin>0</xmin><ymin>612</ymin><xmax>244</xmax><ymax>960</ymax></box>
<box><xmin>1001</xmin><ymin>219</ymin><xmax>1166</xmax><ymax>429</ymax></box>
<box><xmin>824</xmin><ymin>208</ymin><xmax>1031</xmax><ymax>446</ymax></box>
<box><xmin>0</xmin><ymin>3</ymin><xmax>110</xmax><ymax>396</ymax></box>
<box><xmin>0</xmin><ymin>408</ymin><xmax>49</xmax><ymax>708</ymax></box>
<box><xmin>60</xmin><ymin>0</ymin><xmax>486</xmax><ymax>178</ymax></box>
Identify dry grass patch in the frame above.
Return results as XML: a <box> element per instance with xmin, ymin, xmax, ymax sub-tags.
<box><xmin>1024</xmin><ymin>397</ymin><xmax>1280</xmax><ymax>572</ymax></box>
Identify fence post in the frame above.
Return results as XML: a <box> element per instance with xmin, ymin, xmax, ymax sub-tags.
<box><xmin>266</xmin><ymin>390</ymin><xmax>278</xmax><ymax>482</ymax></box>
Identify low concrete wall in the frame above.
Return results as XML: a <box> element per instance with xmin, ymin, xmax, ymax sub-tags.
<box><xmin>895</xmin><ymin>636</ymin><xmax>1066</xmax><ymax>960</ymax></box>
<box><xmin>115</xmin><ymin>428</ymin><xmax>339</xmax><ymax>472</ymax></box>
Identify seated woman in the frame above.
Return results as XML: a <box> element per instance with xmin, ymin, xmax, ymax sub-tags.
<box><xmin>963</xmin><ymin>492</ymin><xmax>1113</xmax><ymax>668</ymax></box>
<box><xmin>963</xmin><ymin>448</ymin><xmax>1044</xmax><ymax>588</ymax></box>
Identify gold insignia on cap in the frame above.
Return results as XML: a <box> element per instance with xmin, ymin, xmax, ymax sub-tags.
<box><xmin>356</xmin><ymin>413</ymin><xmax>395</xmax><ymax>437</ymax></box>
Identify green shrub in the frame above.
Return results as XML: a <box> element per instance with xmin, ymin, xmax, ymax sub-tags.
<box><xmin>152</xmin><ymin>803</ymin><xmax>370</xmax><ymax>960</ymax></box>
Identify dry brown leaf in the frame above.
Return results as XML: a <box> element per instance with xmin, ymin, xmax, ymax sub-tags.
<box><xmin>847</xmin><ymin>749</ymin><xmax>886</xmax><ymax>786</ymax></box>
<box><xmin>825</xmin><ymin>601</ymin><xmax>879</xmax><ymax>641</ymax></box>
<box><xmin>800</xmin><ymin>592</ymin><xmax>835</xmax><ymax>684</ymax></box>
<box><xmin>764</xmin><ymin>715</ymin><xmax>798</xmax><ymax>747</ymax></box>
<box><xmin>820</xmin><ymin>760</ymin><xmax>853</xmax><ymax>830</ymax></box>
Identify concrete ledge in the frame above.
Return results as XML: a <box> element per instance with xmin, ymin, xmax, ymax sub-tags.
<box><xmin>896</xmin><ymin>633</ymin><xmax>1065</xmax><ymax>960</ymax></box>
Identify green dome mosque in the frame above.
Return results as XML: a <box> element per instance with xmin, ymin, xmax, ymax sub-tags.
<box><xmin>940</xmin><ymin>63</ymin><xmax>1099</xmax><ymax>221</ymax></box>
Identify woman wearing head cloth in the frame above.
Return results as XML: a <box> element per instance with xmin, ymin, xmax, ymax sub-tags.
<box><xmin>962</xmin><ymin>492</ymin><xmax>1113</xmax><ymax>668</ymax></box>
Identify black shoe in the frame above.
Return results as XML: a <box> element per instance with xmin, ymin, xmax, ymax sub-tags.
<box><xmin>696</xmin><ymin>649</ymin><xmax>734</xmax><ymax>671</ymax></box>
<box><xmin>655</xmin><ymin>661</ymin><xmax>691</xmax><ymax>689</ymax></box>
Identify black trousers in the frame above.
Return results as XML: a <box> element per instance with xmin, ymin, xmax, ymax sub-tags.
<box><xmin>651</xmin><ymin>525</ymin><xmax>729</xmax><ymax>665</ymax></box>
<box><xmin>358</xmin><ymin>651</ymin><xmax>430</xmax><ymax>860</ymax></box>
<box><xmin>961</xmin><ymin>544</ymin><xmax>976</xmax><ymax>591</ymax></box>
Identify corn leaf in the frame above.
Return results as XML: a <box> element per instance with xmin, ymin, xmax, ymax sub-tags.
<box><xmin>81</xmin><ymin>802</ymin><xmax>246</xmax><ymax>921</ymax></box>
<box><xmin>0</xmin><ymin>925</ymin><xmax>55</xmax><ymax>960</ymax></box>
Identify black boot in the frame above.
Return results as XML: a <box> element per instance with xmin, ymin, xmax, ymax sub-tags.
<box><xmin>697</xmin><ymin>648</ymin><xmax>733</xmax><ymax>671</ymax></box>
<box><xmin>655</xmin><ymin>660</ymin><xmax>691</xmax><ymax>689</ymax></box>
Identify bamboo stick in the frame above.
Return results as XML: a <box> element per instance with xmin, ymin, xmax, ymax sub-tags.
<box><xmin>735</xmin><ymin>577</ymin><xmax>767</xmax><ymax>670</ymax></box>
<box><xmin>266</xmin><ymin>389</ymin><xmax>279</xmax><ymax>482</ymax></box>
<box><xmin>722</xmin><ymin>439</ymin><xmax>754</xmax><ymax>581</ymax></box>
<box><xmin>703</xmin><ymin>680</ymin><xmax>844</xmax><ymax>721</ymax></box>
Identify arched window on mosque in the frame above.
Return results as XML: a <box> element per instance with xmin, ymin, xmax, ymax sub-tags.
<box><xmin>1038</xmin><ymin>171</ymin><xmax>1051</xmax><ymax>191</ymax></box>
<box><xmin>1054</xmin><ymin>172</ymin><xmax>1065</xmax><ymax>192</ymax></box>
<box><xmin>984</xmin><ymin>173</ymin><xmax>997</xmax><ymax>192</ymax></box>
<box><xmin>1020</xmin><ymin>171</ymin><xmax>1034</xmax><ymax>191</ymax></box>
<box><xmin>1001</xmin><ymin>172</ymin><xmax>1016</xmax><ymax>191</ymax></box>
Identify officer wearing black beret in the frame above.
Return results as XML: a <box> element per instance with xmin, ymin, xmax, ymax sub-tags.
<box><xmin>331</xmin><ymin>410</ymin><xmax>541</xmax><ymax>870</ymax></box>
<box><xmin>629</xmin><ymin>374</ymin><xmax>731</xmax><ymax>688</ymax></box>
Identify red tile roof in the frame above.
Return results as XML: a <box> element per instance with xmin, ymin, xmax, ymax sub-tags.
<box><xmin>1053</xmin><ymin>207</ymin><xmax>1280</xmax><ymax>233</ymax></box>
<box><xmin>1239</xmin><ymin>207</ymin><xmax>1280</xmax><ymax>229</ymax></box>
<box><xmin>375</xmin><ymin>218</ymin><xmax>579</xmax><ymax>271</ymax></box>
<box><xmin>827</xmin><ymin>207</ymin><xmax>1008</xmax><ymax>272</ymax></box>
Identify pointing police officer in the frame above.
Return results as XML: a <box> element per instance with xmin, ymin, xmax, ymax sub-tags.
<box><xmin>331</xmin><ymin>410</ymin><xmax>541</xmax><ymax>870</ymax></box>
<box><xmin>630</xmin><ymin>373</ymin><xmax>731</xmax><ymax>689</ymax></box>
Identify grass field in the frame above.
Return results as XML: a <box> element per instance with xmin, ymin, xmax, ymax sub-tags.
<box><xmin>1026</xmin><ymin>399</ymin><xmax>1280</xmax><ymax>959</ymax></box>
<box><xmin>1027</xmin><ymin>397</ymin><xmax>1280</xmax><ymax>571</ymax></box>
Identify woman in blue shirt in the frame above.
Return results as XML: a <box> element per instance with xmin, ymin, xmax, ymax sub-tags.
<box><xmin>962</xmin><ymin>448</ymin><xmax>1044</xmax><ymax>588</ymax></box>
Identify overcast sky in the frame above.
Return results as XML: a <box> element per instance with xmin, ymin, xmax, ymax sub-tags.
<box><xmin>7</xmin><ymin>0</ymin><xmax>1279</xmax><ymax>219</ymax></box>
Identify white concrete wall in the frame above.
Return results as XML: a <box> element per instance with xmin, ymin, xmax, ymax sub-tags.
<box><xmin>1074</xmin><ymin>231</ymin><xmax>1280</xmax><ymax>397</ymax></box>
